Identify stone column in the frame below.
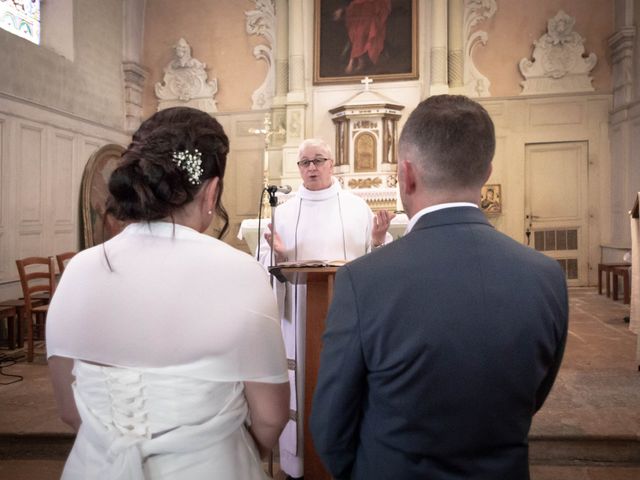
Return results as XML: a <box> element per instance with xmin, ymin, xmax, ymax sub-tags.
<box><xmin>430</xmin><ymin>0</ymin><xmax>448</xmax><ymax>95</ymax></box>
<box><xmin>288</xmin><ymin>0</ymin><xmax>305</xmax><ymax>101</ymax></box>
<box><xmin>608</xmin><ymin>0</ymin><xmax>638</xmax><ymax>247</ymax></box>
<box><xmin>285</xmin><ymin>0</ymin><xmax>306</xmax><ymax>149</ymax></box>
<box><xmin>274</xmin><ymin>0</ymin><xmax>289</xmax><ymax>105</ymax></box>
<box><xmin>271</xmin><ymin>0</ymin><xmax>289</xmax><ymax>152</ymax></box>
<box><xmin>122</xmin><ymin>0</ymin><xmax>148</xmax><ymax>133</ymax></box>
<box><xmin>609</xmin><ymin>27</ymin><xmax>636</xmax><ymax>109</ymax></box>
<box><xmin>447</xmin><ymin>0</ymin><xmax>464</xmax><ymax>88</ymax></box>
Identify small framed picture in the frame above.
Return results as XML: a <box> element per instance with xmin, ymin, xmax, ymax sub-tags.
<box><xmin>480</xmin><ymin>184</ymin><xmax>502</xmax><ymax>215</ymax></box>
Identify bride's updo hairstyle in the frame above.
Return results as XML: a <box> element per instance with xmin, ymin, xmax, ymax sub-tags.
<box><xmin>107</xmin><ymin>107</ymin><xmax>230</xmax><ymax>238</ymax></box>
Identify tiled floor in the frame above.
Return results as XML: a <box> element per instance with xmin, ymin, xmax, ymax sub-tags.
<box><xmin>0</xmin><ymin>287</ymin><xmax>638</xmax><ymax>479</ymax></box>
<box><xmin>530</xmin><ymin>288</ymin><xmax>640</xmax><ymax>439</ymax></box>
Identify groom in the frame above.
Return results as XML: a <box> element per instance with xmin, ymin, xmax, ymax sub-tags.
<box><xmin>310</xmin><ymin>95</ymin><xmax>568</xmax><ymax>479</ymax></box>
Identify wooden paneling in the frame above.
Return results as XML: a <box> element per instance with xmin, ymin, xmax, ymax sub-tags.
<box><xmin>17</xmin><ymin>122</ymin><xmax>45</xmax><ymax>226</ymax></box>
<box><xmin>480</xmin><ymin>94</ymin><xmax>611</xmax><ymax>286</ymax></box>
<box><xmin>0</xmin><ymin>112</ymin><xmax>126</xmax><ymax>295</ymax></box>
<box><xmin>530</xmin><ymin>101</ymin><xmax>585</xmax><ymax>127</ymax></box>
<box><xmin>214</xmin><ymin>112</ymin><xmax>265</xmax><ymax>252</ymax></box>
<box><xmin>233</xmin><ymin>149</ymin><xmax>264</xmax><ymax>217</ymax></box>
<box><xmin>0</xmin><ymin>115</ymin><xmax>8</xmax><ymax>281</ymax></box>
<box><xmin>51</xmin><ymin>130</ymin><xmax>75</xmax><ymax>224</ymax></box>
<box><xmin>51</xmin><ymin>130</ymin><xmax>76</xmax><ymax>256</ymax></box>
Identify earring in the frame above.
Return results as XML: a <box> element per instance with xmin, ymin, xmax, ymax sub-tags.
<box><xmin>207</xmin><ymin>210</ymin><xmax>212</xmax><ymax>215</ymax></box>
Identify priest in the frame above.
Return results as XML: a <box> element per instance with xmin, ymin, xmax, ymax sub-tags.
<box><xmin>258</xmin><ymin>138</ymin><xmax>394</xmax><ymax>480</ymax></box>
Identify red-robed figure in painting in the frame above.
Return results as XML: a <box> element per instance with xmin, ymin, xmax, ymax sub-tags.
<box><xmin>335</xmin><ymin>0</ymin><xmax>392</xmax><ymax>73</ymax></box>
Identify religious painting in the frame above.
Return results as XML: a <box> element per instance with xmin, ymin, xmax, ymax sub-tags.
<box><xmin>480</xmin><ymin>184</ymin><xmax>502</xmax><ymax>215</ymax></box>
<box><xmin>314</xmin><ymin>0</ymin><xmax>418</xmax><ymax>85</ymax></box>
<box><xmin>80</xmin><ymin>144</ymin><xmax>128</xmax><ymax>248</ymax></box>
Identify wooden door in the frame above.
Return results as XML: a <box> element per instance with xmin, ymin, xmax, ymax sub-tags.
<box><xmin>525</xmin><ymin>142</ymin><xmax>589</xmax><ymax>286</ymax></box>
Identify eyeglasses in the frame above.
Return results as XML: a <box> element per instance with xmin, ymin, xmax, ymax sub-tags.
<box><xmin>297</xmin><ymin>157</ymin><xmax>329</xmax><ymax>168</ymax></box>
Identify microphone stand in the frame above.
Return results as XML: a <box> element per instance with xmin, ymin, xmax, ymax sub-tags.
<box><xmin>267</xmin><ymin>188</ymin><xmax>286</xmax><ymax>285</ymax></box>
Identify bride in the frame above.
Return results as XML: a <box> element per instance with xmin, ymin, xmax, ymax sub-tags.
<box><xmin>46</xmin><ymin>107</ymin><xmax>289</xmax><ymax>479</ymax></box>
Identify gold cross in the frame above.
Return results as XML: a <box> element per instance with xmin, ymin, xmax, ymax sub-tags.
<box><xmin>249</xmin><ymin>114</ymin><xmax>285</xmax><ymax>149</ymax></box>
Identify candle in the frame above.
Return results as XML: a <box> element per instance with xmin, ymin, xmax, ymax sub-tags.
<box><xmin>395</xmin><ymin>185</ymin><xmax>403</xmax><ymax>212</ymax></box>
<box><xmin>263</xmin><ymin>150</ymin><xmax>269</xmax><ymax>177</ymax></box>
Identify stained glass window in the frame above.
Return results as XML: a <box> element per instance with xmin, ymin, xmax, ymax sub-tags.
<box><xmin>0</xmin><ymin>0</ymin><xmax>40</xmax><ymax>45</ymax></box>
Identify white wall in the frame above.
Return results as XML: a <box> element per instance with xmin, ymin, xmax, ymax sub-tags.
<box><xmin>0</xmin><ymin>0</ymin><xmax>129</xmax><ymax>300</ymax></box>
<box><xmin>0</xmin><ymin>0</ymin><xmax>125</xmax><ymax>129</ymax></box>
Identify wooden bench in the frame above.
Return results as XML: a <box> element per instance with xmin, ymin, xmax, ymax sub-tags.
<box><xmin>598</xmin><ymin>263</ymin><xmax>630</xmax><ymax>297</ymax></box>
<box><xmin>611</xmin><ymin>265</ymin><xmax>631</xmax><ymax>304</ymax></box>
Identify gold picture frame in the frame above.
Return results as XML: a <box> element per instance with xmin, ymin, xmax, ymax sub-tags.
<box><xmin>480</xmin><ymin>184</ymin><xmax>502</xmax><ymax>215</ymax></box>
<box><xmin>313</xmin><ymin>0</ymin><xmax>418</xmax><ymax>85</ymax></box>
<box><xmin>80</xmin><ymin>144</ymin><xmax>127</xmax><ymax>248</ymax></box>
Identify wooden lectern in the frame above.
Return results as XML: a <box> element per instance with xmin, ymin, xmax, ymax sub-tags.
<box><xmin>630</xmin><ymin>194</ymin><xmax>640</xmax><ymax>370</ymax></box>
<box><xmin>269</xmin><ymin>266</ymin><xmax>338</xmax><ymax>480</ymax></box>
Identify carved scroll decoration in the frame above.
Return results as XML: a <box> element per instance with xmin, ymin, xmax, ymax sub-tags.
<box><xmin>245</xmin><ymin>0</ymin><xmax>276</xmax><ymax>110</ymax></box>
<box><xmin>463</xmin><ymin>0</ymin><xmax>497</xmax><ymax>97</ymax></box>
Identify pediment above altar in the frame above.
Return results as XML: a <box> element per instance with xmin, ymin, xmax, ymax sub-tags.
<box><xmin>329</xmin><ymin>89</ymin><xmax>403</xmax><ymax>115</ymax></box>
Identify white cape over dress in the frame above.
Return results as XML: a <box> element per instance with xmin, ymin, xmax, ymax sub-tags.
<box><xmin>47</xmin><ymin>222</ymin><xmax>288</xmax><ymax>479</ymax></box>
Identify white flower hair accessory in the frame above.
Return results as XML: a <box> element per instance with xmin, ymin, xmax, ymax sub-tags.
<box><xmin>172</xmin><ymin>149</ymin><xmax>204</xmax><ymax>185</ymax></box>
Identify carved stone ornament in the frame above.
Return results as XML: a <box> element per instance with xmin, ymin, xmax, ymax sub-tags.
<box><xmin>463</xmin><ymin>0</ymin><xmax>497</xmax><ymax>97</ymax></box>
<box><xmin>519</xmin><ymin>11</ymin><xmax>597</xmax><ymax>95</ymax></box>
<box><xmin>155</xmin><ymin>38</ymin><xmax>218</xmax><ymax>112</ymax></box>
<box><xmin>348</xmin><ymin>177</ymin><xmax>383</xmax><ymax>189</ymax></box>
<box><xmin>245</xmin><ymin>0</ymin><xmax>276</xmax><ymax>110</ymax></box>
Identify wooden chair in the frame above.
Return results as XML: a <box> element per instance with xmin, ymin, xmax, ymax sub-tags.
<box><xmin>0</xmin><ymin>304</ymin><xmax>18</xmax><ymax>350</ymax></box>
<box><xmin>15</xmin><ymin>257</ymin><xmax>57</xmax><ymax>362</ymax></box>
<box><xmin>0</xmin><ymin>299</ymin><xmax>29</xmax><ymax>350</ymax></box>
<box><xmin>56</xmin><ymin>251</ymin><xmax>76</xmax><ymax>274</ymax></box>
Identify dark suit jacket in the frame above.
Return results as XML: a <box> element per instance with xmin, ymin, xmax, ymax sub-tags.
<box><xmin>310</xmin><ymin>207</ymin><xmax>568</xmax><ymax>480</ymax></box>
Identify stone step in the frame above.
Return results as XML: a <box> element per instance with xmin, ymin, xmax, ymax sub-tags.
<box><xmin>0</xmin><ymin>434</ymin><xmax>73</xmax><ymax>460</ymax></box>
<box><xmin>2</xmin><ymin>433</ymin><xmax>639</xmax><ymax>467</ymax></box>
<box><xmin>531</xmin><ymin>464</ymin><xmax>640</xmax><ymax>480</ymax></box>
<box><xmin>529</xmin><ymin>436</ymin><xmax>640</xmax><ymax>466</ymax></box>
<box><xmin>1</xmin><ymin>459</ymin><xmax>639</xmax><ymax>480</ymax></box>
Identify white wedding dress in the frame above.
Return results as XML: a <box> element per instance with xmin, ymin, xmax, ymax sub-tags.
<box><xmin>46</xmin><ymin>222</ymin><xmax>288</xmax><ymax>480</ymax></box>
<box><xmin>64</xmin><ymin>361</ymin><xmax>268</xmax><ymax>480</ymax></box>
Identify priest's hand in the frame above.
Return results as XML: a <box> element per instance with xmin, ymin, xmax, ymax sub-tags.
<box><xmin>371</xmin><ymin>210</ymin><xmax>396</xmax><ymax>247</ymax></box>
<box><xmin>264</xmin><ymin>223</ymin><xmax>286</xmax><ymax>262</ymax></box>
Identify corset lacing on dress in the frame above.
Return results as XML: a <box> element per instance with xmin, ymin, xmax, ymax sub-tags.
<box><xmin>106</xmin><ymin>369</ymin><xmax>150</xmax><ymax>439</ymax></box>
<box><xmin>71</xmin><ymin>361</ymin><xmax>253</xmax><ymax>480</ymax></box>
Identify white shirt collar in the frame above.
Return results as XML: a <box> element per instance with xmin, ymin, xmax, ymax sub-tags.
<box><xmin>297</xmin><ymin>177</ymin><xmax>341</xmax><ymax>201</ymax></box>
<box><xmin>405</xmin><ymin>202</ymin><xmax>479</xmax><ymax>233</ymax></box>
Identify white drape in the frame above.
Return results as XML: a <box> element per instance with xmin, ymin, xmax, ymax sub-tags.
<box><xmin>47</xmin><ymin>222</ymin><xmax>287</xmax><ymax>376</ymax></box>
<box><xmin>629</xmin><ymin>194</ymin><xmax>640</xmax><ymax>366</ymax></box>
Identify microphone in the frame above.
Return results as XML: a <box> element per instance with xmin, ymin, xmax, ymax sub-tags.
<box><xmin>266</xmin><ymin>184</ymin><xmax>292</xmax><ymax>194</ymax></box>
